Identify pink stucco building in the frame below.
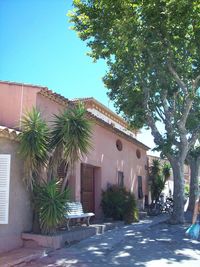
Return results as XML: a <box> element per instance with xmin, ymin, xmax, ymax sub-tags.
<box><xmin>0</xmin><ymin>81</ymin><xmax>149</xmax><ymax>253</ymax></box>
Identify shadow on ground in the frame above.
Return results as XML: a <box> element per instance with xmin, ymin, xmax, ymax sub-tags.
<box><xmin>27</xmin><ymin>221</ymin><xmax>200</xmax><ymax>267</ymax></box>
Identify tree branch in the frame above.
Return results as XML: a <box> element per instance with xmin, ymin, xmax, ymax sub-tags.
<box><xmin>143</xmin><ymin>86</ymin><xmax>164</xmax><ymax>147</ymax></box>
<box><xmin>160</xmin><ymin>91</ymin><xmax>179</xmax><ymax>145</ymax></box>
<box><xmin>188</xmin><ymin>125</ymin><xmax>200</xmax><ymax>150</ymax></box>
<box><xmin>193</xmin><ymin>74</ymin><xmax>200</xmax><ymax>91</ymax></box>
<box><xmin>178</xmin><ymin>95</ymin><xmax>193</xmax><ymax>133</ymax></box>
<box><xmin>167</xmin><ymin>62</ymin><xmax>188</xmax><ymax>93</ymax></box>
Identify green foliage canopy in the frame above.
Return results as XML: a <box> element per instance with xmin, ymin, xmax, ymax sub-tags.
<box><xmin>70</xmin><ymin>0</ymin><xmax>200</xmax><ymax>158</ymax></box>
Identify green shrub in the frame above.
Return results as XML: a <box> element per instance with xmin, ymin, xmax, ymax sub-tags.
<box><xmin>123</xmin><ymin>191</ymin><xmax>139</xmax><ymax>224</ymax></box>
<box><xmin>33</xmin><ymin>179</ymin><xmax>70</xmax><ymax>235</ymax></box>
<box><xmin>101</xmin><ymin>185</ymin><xmax>138</xmax><ymax>223</ymax></box>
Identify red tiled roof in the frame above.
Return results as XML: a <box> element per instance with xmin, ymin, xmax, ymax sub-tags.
<box><xmin>0</xmin><ymin>126</ymin><xmax>20</xmax><ymax>141</ymax></box>
<box><xmin>38</xmin><ymin>88</ymin><xmax>70</xmax><ymax>106</ymax></box>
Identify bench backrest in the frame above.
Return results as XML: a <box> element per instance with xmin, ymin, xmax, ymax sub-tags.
<box><xmin>66</xmin><ymin>202</ymin><xmax>84</xmax><ymax>215</ymax></box>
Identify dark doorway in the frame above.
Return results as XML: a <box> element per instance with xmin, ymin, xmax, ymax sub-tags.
<box><xmin>81</xmin><ymin>164</ymin><xmax>95</xmax><ymax>213</ymax></box>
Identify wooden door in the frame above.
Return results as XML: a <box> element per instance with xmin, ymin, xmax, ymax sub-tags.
<box><xmin>81</xmin><ymin>164</ymin><xmax>95</xmax><ymax>213</ymax></box>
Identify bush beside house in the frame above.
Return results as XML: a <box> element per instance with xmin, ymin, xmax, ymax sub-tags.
<box><xmin>101</xmin><ymin>185</ymin><xmax>139</xmax><ymax>224</ymax></box>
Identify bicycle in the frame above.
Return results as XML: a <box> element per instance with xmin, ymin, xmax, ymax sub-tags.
<box><xmin>147</xmin><ymin>200</ymin><xmax>163</xmax><ymax>216</ymax></box>
<box><xmin>163</xmin><ymin>197</ymin><xmax>173</xmax><ymax>214</ymax></box>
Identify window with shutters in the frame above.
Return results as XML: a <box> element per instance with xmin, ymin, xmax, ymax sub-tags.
<box><xmin>0</xmin><ymin>154</ymin><xmax>11</xmax><ymax>224</ymax></box>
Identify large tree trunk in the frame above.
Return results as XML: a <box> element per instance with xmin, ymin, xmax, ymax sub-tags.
<box><xmin>170</xmin><ymin>159</ymin><xmax>185</xmax><ymax>224</ymax></box>
<box><xmin>187</xmin><ymin>156</ymin><xmax>200</xmax><ymax>211</ymax></box>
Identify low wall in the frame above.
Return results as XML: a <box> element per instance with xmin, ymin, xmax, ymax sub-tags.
<box><xmin>22</xmin><ymin>227</ymin><xmax>99</xmax><ymax>249</ymax></box>
<box><xmin>22</xmin><ymin>221</ymin><xmax>124</xmax><ymax>249</ymax></box>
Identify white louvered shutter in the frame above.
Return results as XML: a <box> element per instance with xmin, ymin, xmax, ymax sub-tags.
<box><xmin>0</xmin><ymin>154</ymin><xmax>11</xmax><ymax>224</ymax></box>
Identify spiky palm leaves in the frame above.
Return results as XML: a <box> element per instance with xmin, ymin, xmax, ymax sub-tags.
<box><xmin>150</xmin><ymin>160</ymin><xmax>171</xmax><ymax>202</ymax></box>
<box><xmin>50</xmin><ymin>103</ymin><xmax>92</xmax><ymax>191</ymax></box>
<box><xmin>18</xmin><ymin>108</ymin><xmax>49</xmax><ymax>190</ymax></box>
<box><xmin>19</xmin><ymin>104</ymin><xmax>92</xmax><ymax>233</ymax></box>
<box><xmin>162</xmin><ymin>163</ymin><xmax>171</xmax><ymax>181</ymax></box>
<box><xmin>19</xmin><ymin>104</ymin><xmax>92</xmax><ymax>190</ymax></box>
<box><xmin>33</xmin><ymin>180</ymin><xmax>70</xmax><ymax>234</ymax></box>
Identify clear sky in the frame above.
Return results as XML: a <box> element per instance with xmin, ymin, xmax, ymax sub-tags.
<box><xmin>0</xmin><ymin>0</ymin><xmax>157</xmax><ymax>154</ymax></box>
<box><xmin>0</xmin><ymin>0</ymin><xmax>110</xmax><ymax>103</ymax></box>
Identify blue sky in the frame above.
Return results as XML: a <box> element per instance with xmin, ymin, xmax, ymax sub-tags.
<box><xmin>0</xmin><ymin>0</ymin><xmax>156</xmax><ymax>153</ymax></box>
<box><xmin>0</xmin><ymin>0</ymin><xmax>109</xmax><ymax>104</ymax></box>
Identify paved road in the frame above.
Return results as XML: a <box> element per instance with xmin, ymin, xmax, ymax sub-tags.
<box><xmin>24</xmin><ymin>216</ymin><xmax>200</xmax><ymax>267</ymax></box>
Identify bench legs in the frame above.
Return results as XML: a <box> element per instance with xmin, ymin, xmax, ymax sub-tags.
<box><xmin>86</xmin><ymin>216</ymin><xmax>91</xmax><ymax>226</ymax></box>
<box><xmin>66</xmin><ymin>219</ymin><xmax>70</xmax><ymax>231</ymax></box>
<box><xmin>65</xmin><ymin>217</ymin><xmax>91</xmax><ymax>230</ymax></box>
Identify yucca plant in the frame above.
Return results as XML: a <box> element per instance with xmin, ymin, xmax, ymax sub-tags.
<box><xmin>18</xmin><ymin>104</ymin><xmax>92</xmax><ymax>234</ymax></box>
<box><xmin>18</xmin><ymin>108</ymin><xmax>49</xmax><ymax>190</ymax></box>
<box><xmin>162</xmin><ymin>163</ymin><xmax>171</xmax><ymax>181</ymax></box>
<box><xmin>150</xmin><ymin>160</ymin><xmax>171</xmax><ymax>202</ymax></box>
<box><xmin>50</xmin><ymin>103</ymin><xmax>93</xmax><ymax>191</ymax></box>
<box><xmin>33</xmin><ymin>179</ymin><xmax>70</xmax><ymax>235</ymax></box>
<box><xmin>18</xmin><ymin>108</ymin><xmax>50</xmax><ymax>233</ymax></box>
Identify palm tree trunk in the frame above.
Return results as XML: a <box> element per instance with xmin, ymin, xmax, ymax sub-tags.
<box><xmin>61</xmin><ymin>168</ymin><xmax>70</xmax><ymax>192</ymax></box>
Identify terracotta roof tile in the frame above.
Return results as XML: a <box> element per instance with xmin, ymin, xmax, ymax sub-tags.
<box><xmin>0</xmin><ymin>126</ymin><xmax>20</xmax><ymax>141</ymax></box>
<box><xmin>38</xmin><ymin>88</ymin><xmax>70</xmax><ymax>106</ymax></box>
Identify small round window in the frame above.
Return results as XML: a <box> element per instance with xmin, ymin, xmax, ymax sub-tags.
<box><xmin>136</xmin><ymin>149</ymin><xmax>141</xmax><ymax>159</ymax></box>
<box><xmin>116</xmin><ymin>139</ymin><xmax>123</xmax><ymax>151</ymax></box>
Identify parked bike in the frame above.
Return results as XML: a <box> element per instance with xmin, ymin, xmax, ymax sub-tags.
<box><xmin>147</xmin><ymin>197</ymin><xmax>173</xmax><ymax>216</ymax></box>
<box><xmin>163</xmin><ymin>197</ymin><xmax>173</xmax><ymax>214</ymax></box>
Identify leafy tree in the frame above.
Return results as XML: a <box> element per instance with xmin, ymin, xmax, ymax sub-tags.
<box><xmin>69</xmin><ymin>0</ymin><xmax>200</xmax><ymax>223</ymax></box>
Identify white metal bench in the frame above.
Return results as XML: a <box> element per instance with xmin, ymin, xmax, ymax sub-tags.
<box><xmin>64</xmin><ymin>202</ymin><xmax>95</xmax><ymax>230</ymax></box>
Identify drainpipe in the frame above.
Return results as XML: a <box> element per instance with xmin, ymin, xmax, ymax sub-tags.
<box><xmin>19</xmin><ymin>84</ymin><xmax>24</xmax><ymax>129</ymax></box>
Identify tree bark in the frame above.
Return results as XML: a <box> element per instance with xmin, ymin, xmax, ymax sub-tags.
<box><xmin>61</xmin><ymin>166</ymin><xmax>70</xmax><ymax>193</ymax></box>
<box><xmin>187</xmin><ymin>156</ymin><xmax>200</xmax><ymax>211</ymax></box>
<box><xmin>170</xmin><ymin>159</ymin><xmax>185</xmax><ymax>224</ymax></box>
